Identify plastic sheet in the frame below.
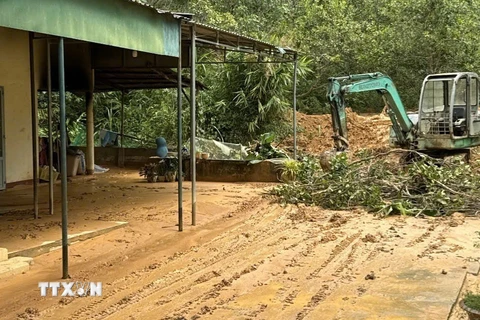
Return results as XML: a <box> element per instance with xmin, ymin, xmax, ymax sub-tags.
<box><xmin>185</xmin><ymin>137</ymin><xmax>248</xmax><ymax>160</ymax></box>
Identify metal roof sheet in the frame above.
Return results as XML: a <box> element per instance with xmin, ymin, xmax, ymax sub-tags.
<box><xmin>125</xmin><ymin>0</ymin><xmax>194</xmax><ymax>19</ymax></box>
<box><xmin>125</xmin><ymin>0</ymin><xmax>160</xmax><ymax>12</ymax></box>
<box><xmin>188</xmin><ymin>22</ymin><xmax>296</xmax><ymax>56</ymax></box>
<box><xmin>126</xmin><ymin>0</ymin><xmax>297</xmax><ymax>56</ymax></box>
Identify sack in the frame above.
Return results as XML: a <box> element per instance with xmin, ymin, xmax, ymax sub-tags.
<box><xmin>39</xmin><ymin>166</ymin><xmax>59</xmax><ymax>182</ymax></box>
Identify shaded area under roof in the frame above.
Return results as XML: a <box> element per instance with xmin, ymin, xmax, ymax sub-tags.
<box><xmin>94</xmin><ymin>68</ymin><xmax>204</xmax><ymax>92</ymax></box>
<box><xmin>29</xmin><ymin>1</ymin><xmax>297</xmax><ymax>93</ymax></box>
<box><xmin>35</xmin><ymin>40</ymin><xmax>204</xmax><ymax>93</ymax></box>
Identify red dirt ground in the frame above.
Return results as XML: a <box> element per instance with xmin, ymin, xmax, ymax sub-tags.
<box><xmin>0</xmin><ymin>170</ymin><xmax>478</xmax><ymax>319</ymax></box>
<box><xmin>282</xmin><ymin>110</ymin><xmax>391</xmax><ymax>154</ymax></box>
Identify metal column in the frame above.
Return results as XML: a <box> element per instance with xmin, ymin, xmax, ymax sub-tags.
<box><xmin>58</xmin><ymin>38</ymin><xmax>69</xmax><ymax>279</ymax></box>
<box><xmin>29</xmin><ymin>32</ymin><xmax>39</xmax><ymax>219</ymax></box>
<box><xmin>119</xmin><ymin>90</ymin><xmax>125</xmax><ymax>167</ymax></box>
<box><xmin>86</xmin><ymin>70</ymin><xmax>95</xmax><ymax>175</ymax></box>
<box><xmin>47</xmin><ymin>41</ymin><xmax>54</xmax><ymax>215</ymax></box>
<box><xmin>293</xmin><ymin>55</ymin><xmax>298</xmax><ymax>160</ymax></box>
<box><xmin>177</xmin><ymin>25</ymin><xmax>183</xmax><ymax>232</ymax></box>
<box><xmin>190</xmin><ymin>25</ymin><xmax>197</xmax><ymax>226</ymax></box>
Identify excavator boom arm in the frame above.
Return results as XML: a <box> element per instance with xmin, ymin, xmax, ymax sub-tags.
<box><xmin>326</xmin><ymin>73</ymin><xmax>414</xmax><ymax>150</ymax></box>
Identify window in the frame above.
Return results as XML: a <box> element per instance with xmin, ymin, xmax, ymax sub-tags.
<box><xmin>471</xmin><ymin>78</ymin><xmax>478</xmax><ymax>108</ymax></box>
<box><xmin>454</xmin><ymin>78</ymin><xmax>467</xmax><ymax>106</ymax></box>
<box><xmin>422</xmin><ymin>80</ymin><xmax>448</xmax><ymax>113</ymax></box>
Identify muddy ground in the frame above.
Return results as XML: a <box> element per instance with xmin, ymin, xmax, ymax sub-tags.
<box><xmin>0</xmin><ymin>168</ymin><xmax>479</xmax><ymax>319</ymax></box>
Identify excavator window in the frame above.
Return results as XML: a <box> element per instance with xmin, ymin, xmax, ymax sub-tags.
<box><xmin>454</xmin><ymin>78</ymin><xmax>467</xmax><ymax>106</ymax></box>
<box><xmin>422</xmin><ymin>80</ymin><xmax>447</xmax><ymax>113</ymax></box>
<box><xmin>471</xmin><ymin>78</ymin><xmax>478</xmax><ymax>113</ymax></box>
<box><xmin>420</xmin><ymin>78</ymin><xmax>468</xmax><ymax>136</ymax></box>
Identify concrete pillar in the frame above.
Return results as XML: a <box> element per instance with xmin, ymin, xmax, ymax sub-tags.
<box><xmin>86</xmin><ymin>70</ymin><xmax>95</xmax><ymax>175</ymax></box>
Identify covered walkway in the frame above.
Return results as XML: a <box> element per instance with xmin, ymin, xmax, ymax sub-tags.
<box><xmin>0</xmin><ymin>0</ymin><xmax>297</xmax><ymax>278</ymax></box>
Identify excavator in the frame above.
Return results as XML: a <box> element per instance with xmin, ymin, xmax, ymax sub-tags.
<box><xmin>326</xmin><ymin>72</ymin><xmax>480</xmax><ymax>160</ymax></box>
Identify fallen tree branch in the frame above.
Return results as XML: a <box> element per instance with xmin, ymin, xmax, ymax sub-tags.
<box><xmin>273</xmin><ymin>150</ymin><xmax>480</xmax><ymax>216</ymax></box>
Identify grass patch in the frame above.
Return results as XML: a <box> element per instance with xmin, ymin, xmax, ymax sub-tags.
<box><xmin>464</xmin><ymin>292</ymin><xmax>480</xmax><ymax>310</ymax></box>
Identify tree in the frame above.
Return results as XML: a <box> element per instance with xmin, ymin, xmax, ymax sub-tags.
<box><xmin>38</xmin><ymin>0</ymin><xmax>480</xmax><ymax>147</ymax></box>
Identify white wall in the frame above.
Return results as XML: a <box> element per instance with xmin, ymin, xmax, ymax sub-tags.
<box><xmin>0</xmin><ymin>27</ymin><xmax>33</xmax><ymax>183</ymax></box>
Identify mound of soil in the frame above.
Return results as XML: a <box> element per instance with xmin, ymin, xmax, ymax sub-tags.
<box><xmin>283</xmin><ymin>109</ymin><xmax>391</xmax><ymax>154</ymax></box>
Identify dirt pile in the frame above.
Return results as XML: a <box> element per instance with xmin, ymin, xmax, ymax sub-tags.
<box><xmin>283</xmin><ymin>109</ymin><xmax>391</xmax><ymax>154</ymax></box>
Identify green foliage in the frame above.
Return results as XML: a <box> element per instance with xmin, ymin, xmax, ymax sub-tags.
<box><xmin>147</xmin><ymin>0</ymin><xmax>480</xmax><ymax>114</ymax></box>
<box><xmin>260</xmin><ymin>132</ymin><xmax>275</xmax><ymax>145</ymax></box>
<box><xmin>278</xmin><ymin>159</ymin><xmax>300</xmax><ymax>182</ymax></box>
<box><xmin>474</xmin><ymin>231</ymin><xmax>480</xmax><ymax>248</ymax></box>
<box><xmin>38</xmin><ymin>89</ymin><xmax>186</xmax><ymax>148</ymax></box>
<box><xmin>39</xmin><ymin>0</ymin><xmax>480</xmax><ymax>147</ymax></box>
<box><xmin>464</xmin><ymin>292</ymin><xmax>480</xmax><ymax>311</ymax></box>
<box><xmin>274</xmin><ymin>151</ymin><xmax>480</xmax><ymax>216</ymax></box>
<box><xmin>246</xmin><ymin>132</ymin><xmax>289</xmax><ymax>161</ymax></box>
<box><xmin>139</xmin><ymin>159</ymin><xmax>179</xmax><ymax>183</ymax></box>
<box><xmin>38</xmin><ymin>55</ymin><xmax>305</xmax><ymax>147</ymax></box>
<box><xmin>198</xmin><ymin>55</ymin><xmax>310</xmax><ymax>142</ymax></box>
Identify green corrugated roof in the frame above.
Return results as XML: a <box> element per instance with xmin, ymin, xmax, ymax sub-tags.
<box><xmin>0</xmin><ymin>0</ymin><xmax>180</xmax><ymax>57</ymax></box>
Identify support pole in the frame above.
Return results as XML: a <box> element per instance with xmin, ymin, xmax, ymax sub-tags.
<box><xmin>190</xmin><ymin>25</ymin><xmax>197</xmax><ymax>226</ymax></box>
<box><xmin>47</xmin><ymin>41</ymin><xmax>54</xmax><ymax>215</ymax></box>
<box><xmin>86</xmin><ymin>71</ymin><xmax>95</xmax><ymax>175</ymax></box>
<box><xmin>119</xmin><ymin>90</ymin><xmax>125</xmax><ymax>167</ymax></box>
<box><xmin>29</xmin><ymin>32</ymin><xmax>39</xmax><ymax>219</ymax></box>
<box><xmin>58</xmin><ymin>38</ymin><xmax>69</xmax><ymax>279</ymax></box>
<box><xmin>177</xmin><ymin>25</ymin><xmax>183</xmax><ymax>232</ymax></box>
<box><xmin>293</xmin><ymin>55</ymin><xmax>298</xmax><ymax>160</ymax></box>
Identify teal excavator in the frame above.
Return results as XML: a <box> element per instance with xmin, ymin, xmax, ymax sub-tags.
<box><xmin>326</xmin><ymin>72</ymin><xmax>480</xmax><ymax>158</ymax></box>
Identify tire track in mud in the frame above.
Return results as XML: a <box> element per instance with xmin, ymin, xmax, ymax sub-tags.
<box><xmin>406</xmin><ymin>230</ymin><xmax>432</xmax><ymax>247</ymax></box>
<box><xmin>184</xmin><ymin>238</ymin><xmax>323</xmax><ymax>319</ymax></box>
<box><xmin>405</xmin><ymin>221</ymin><xmax>440</xmax><ymax>248</ymax></box>
<box><xmin>65</xmin><ymin>206</ymin><xmax>297</xmax><ymax>319</ymax></box>
<box><xmin>188</xmin><ymin>234</ymin><xmax>326</xmax><ymax>318</ymax></box>
<box><xmin>39</xmin><ymin>200</ymin><xmax>274</xmax><ymax>319</ymax></box>
<box><xmin>333</xmin><ymin>239</ymin><xmax>362</xmax><ymax>276</ymax></box>
<box><xmin>145</xmin><ymin>215</ymin><xmax>328</xmax><ymax>318</ymax></box>
<box><xmin>307</xmin><ymin>232</ymin><xmax>362</xmax><ymax>280</ymax></box>
<box><xmin>282</xmin><ymin>289</ymin><xmax>300</xmax><ymax>310</ymax></box>
<box><xmin>37</xmin><ymin>204</ymin><xmax>253</xmax><ymax>318</ymax></box>
<box><xmin>162</xmin><ymin>258</ymin><xmax>269</xmax><ymax>320</ymax></box>
<box><xmin>112</xmin><ymin>214</ymin><xmax>366</xmax><ymax>319</ymax></box>
<box><xmin>92</xmin><ymin>251</ymin><xmax>274</xmax><ymax>318</ymax></box>
<box><xmin>196</xmin><ymin>227</ymin><xmax>365</xmax><ymax>319</ymax></box>
<box><xmin>296</xmin><ymin>284</ymin><xmax>330</xmax><ymax>320</ymax></box>
<box><xmin>48</xmin><ymin>206</ymin><xmax>370</xmax><ymax>320</ymax></box>
<box><xmin>41</xmin><ymin>248</ymin><xmax>191</xmax><ymax>320</ymax></box>
<box><xmin>198</xmin><ymin>217</ymin><xmax>365</xmax><ymax>318</ymax></box>
<box><xmin>417</xmin><ymin>225</ymin><xmax>450</xmax><ymax>259</ymax></box>
<box><xmin>281</xmin><ymin>231</ymin><xmax>363</xmax><ymax>319</ymax></box>
<box><xmin>289</xmin><ymin>222</ymin><xmax>451</xmax><ymax>320</ymax></box>
<box><xmin>156</xmin><ymin>214</ymin><xmax>346</xmax><ymax>319</ymax></box>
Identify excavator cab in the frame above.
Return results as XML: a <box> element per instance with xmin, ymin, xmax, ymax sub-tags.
<box><xmin>417</xmin><ymin>72</ymin><xmax>480</xmax><ymax>149</ymax></box>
